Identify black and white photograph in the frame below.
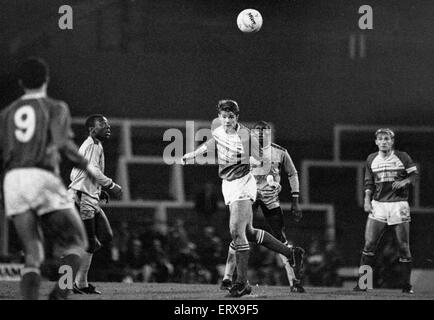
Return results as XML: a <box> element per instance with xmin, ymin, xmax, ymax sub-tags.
<box><xmin>1</xmin><ymin>0</ymin><xmax>434</xmax><ymax>306</ymax></box>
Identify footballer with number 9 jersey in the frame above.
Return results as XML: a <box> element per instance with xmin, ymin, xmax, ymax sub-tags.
<box><xmin>181</xmin><ymin>100</ymin><xmax>304</xmax><ymax>298</ymax></box>
<box><xmin>354</xmin><ymin>128</ymin><xmax>418</xmax><ymax>293</ymax></box>
<box><xmin>0</xmin><ymin>57</ymin><xmax>98</xmax><ymax>300</ymax></box>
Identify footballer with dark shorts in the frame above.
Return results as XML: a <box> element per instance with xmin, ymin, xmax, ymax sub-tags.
<box><xmin>354</xmin><ymin>128</ymin><xmax>418</xmax><ymax>293</ymax></box>
<box><xmin>69</xmin><ymin>115</ymin><xmax>122</xmax><ymax>294</ymax></box>
<box><xmin>0</xmin><ymin>57</ymin><xmax>98</xmax><ymax>300</ymax></box>
<box><xmin>181</xmin><ymin>100</ymin><xmax>304</xmax><ymax>297</ymax></box>
<box><xmin>221</xmin><ymin>121</ymin><xmax>305</xmax><ymax>293</ymax></box>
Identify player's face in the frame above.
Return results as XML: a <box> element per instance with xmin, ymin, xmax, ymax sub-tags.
<box><xmin>94</xmin><ymin>117</ymin><xmax>111</xmax><ymax>140</ymax></box>
<box><xmin>375</xmin><ymin>133</ymin><xmax>393</xmax><ymax>152</ymax></box>
<box><xmin>218</xmin><ymin>111</ymin><xmax>238</xmax><ymax>132</ymax></box>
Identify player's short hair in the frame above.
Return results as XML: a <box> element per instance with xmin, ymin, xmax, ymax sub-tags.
<box><xmin>17</xmin><ymin>57</ymin><xmax>49</xmax><ymax>89</ymax></box>
<box><xmin>217</xmin><ymin>99</ymin><xmax>240</xmax><ymax>115</ymax></box>
<box><xmin>375</xmin><ymin>128</ymin><xmax>395</xmax><ymax>139</ymax></box>
<box><xmin>253</xmin><ymin>121</ymin><xmax>271</xmax><ymax>131</ymax></box>
<box><xmin>85</xmin><ymin>114</ymin><xmax>105</xmax><ymax>130</ymax></box>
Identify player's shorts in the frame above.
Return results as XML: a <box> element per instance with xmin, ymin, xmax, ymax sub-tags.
<box><xmin>369</xmin><ymin>200</ymin><xmax>411</xmax><ymax>225</ymax></box>
<box><xmin>3</xmin><ymin>168</ymin><xmax>74</xmax><ymax>217</ymax></box>
<box><xmin>69</xmin><ymin>189</ymin><xmax>103</xmax><ymax>220</ymax></box>
<box><xmin>222</xmin><ymin>173</ymin><xmax>257</xmax><ymax>206</ymax></box>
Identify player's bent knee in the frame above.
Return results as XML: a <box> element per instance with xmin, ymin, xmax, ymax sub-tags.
<box><xmin>363</xmin><ymin>241</ymin><xmax>377</xmax><ymax>253</ymax></box>
<box><xmin>246</xmin><ymin>231</ymin><xmax>256</xmax><ymax>243</ymax></box>
<box><xmin>53</xmin><ymin>232</ymin><xmax>87</xmax><ymax>258</ymax></box>
<box><xmin>229</xmin><ymin>228</ymin><xmax>240</xmax><ymax>240</ymax></box>
<box><xmin>53</xmin><ymin>245</ymin><xmax>85</xmax><ymax>259</ymax></box>
<box><xmin>64</xmin><ymin>246</ymin><xmax>85</xmax><ymax>258</ymax></box>
<box><xmin>25</xmin><ymin>253</ymin><xmax>44</xmax><ymax>269</ymax></box>
<box><xmin>23</xmin><ymin>242</ymin><xmax>45</xmax><ymax>267</ymax></box>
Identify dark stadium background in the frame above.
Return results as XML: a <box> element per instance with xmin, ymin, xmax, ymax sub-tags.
<box><xmin>1</xmin><ymin>0</ymin><xmax>434</xmax><ymax>288</ymax></box>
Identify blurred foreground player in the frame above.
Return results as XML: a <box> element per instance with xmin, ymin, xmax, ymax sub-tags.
<box><xmin>221</xmin><ymin>121</ymin><xmax>304</xmax><ymax>293</ymax></box>
<box><xmin>0</xmin><ymin>57</ymin><xmax>97</xmax><ymax>300</ymax></box>
<box><xmin>181</xmin><ymin>100</ymin><xmax>304</xmax><ymax>297</ymax></box>
<box><xmin>69</xmin><ymin>114</ymin><xmax>122</xmax><ymax>294</ymax></box>
<box><xmin>354</xmin><ymin>128</ymin><xmax>418</xmax><ymax>293</ymax></box>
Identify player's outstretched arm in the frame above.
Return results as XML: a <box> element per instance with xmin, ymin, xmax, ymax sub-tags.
<box><xmin>181</xmin><ymin>143</ymin><xmax>208</xmax><ymax>165</ymax></box>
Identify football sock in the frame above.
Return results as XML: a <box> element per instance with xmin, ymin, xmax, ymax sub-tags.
<box><xmin>21</xmin><ymin>267</ymin><xmax>41</xmax><ymax>300</ymax></box>
<box><xmin>253</xmin><ymin>229</ymin><xmax>291</xmax><ymax>257</ymax></box>
<box><xmin>399</xmin><ymin>258</ymin><xmax>412</xmax><ymax>288</ymax></box>
<box><xmin>223</xmin><ymin>242</ymin><xmax>237</xmax><ymax>281</ymax></box>
<box><xmin>76</xmin><ymin>252</ymin><xmax>93</xmax><ymax>288</ymax></box>
<box><xmin>234</xmin><ymin>244</ymin><xmax>250</xmax><ymax>284</ymax></box>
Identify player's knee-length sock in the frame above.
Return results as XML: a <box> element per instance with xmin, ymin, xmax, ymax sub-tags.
<box><xmin>50</xmin><ymin>252</ymin><xmax>82</xmax><ymax>299</ymax></box>
<box><xmin>357</xmin><ymin>251</ymin><xmax>376</xmax><ymax>286</ymax></box>
<box><xmin>76</xmin><ymin>252</ymin><xmax>93</xmax><ymax>288</ymax></box>
<box><xmin>235</xmin><ymin>244</ymin><xmax>250</xmax><ymax>284</ymax></box>
<box><xmin>21</xmin><ymin>267</ymin><xmax>41</xmax><ymax>300</ymax></box>
<box><xmin>223</xmin><ymin>242</ymin><xmax>237</xmax><ymax>281</ymax></box>
<box><xmin>251</xmin><ymin>229</ymin><xmax>291</xmax><ymax>257</ymax></box>
<box><xmin>399</xmin><ymin>258</ymin><xmax>412</xmax><ymax>287</ymax></box>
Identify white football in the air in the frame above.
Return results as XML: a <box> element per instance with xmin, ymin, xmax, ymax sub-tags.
<box><xmin>237</xmin><ymin>9</ymin><xmax>263</xmax><ymax>33</ymax></box>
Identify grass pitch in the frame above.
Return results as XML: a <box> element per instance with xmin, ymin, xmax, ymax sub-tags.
<box><xmin>0</xmin><ymin>281</ymin><xmax>433</xmax><ymax>300</ymax></box>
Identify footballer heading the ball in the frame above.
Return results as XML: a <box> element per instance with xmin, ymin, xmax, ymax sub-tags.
<box><xmin>237</xmin><ymin>9</ymin><xmax>263</xmax><ymax>33</ymax></box>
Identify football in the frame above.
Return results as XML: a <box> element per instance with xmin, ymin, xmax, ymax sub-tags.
<box><xmin>237</xmin><ymin>9</ymin><xmax>263</xmax><ymax>33</ymax></box>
